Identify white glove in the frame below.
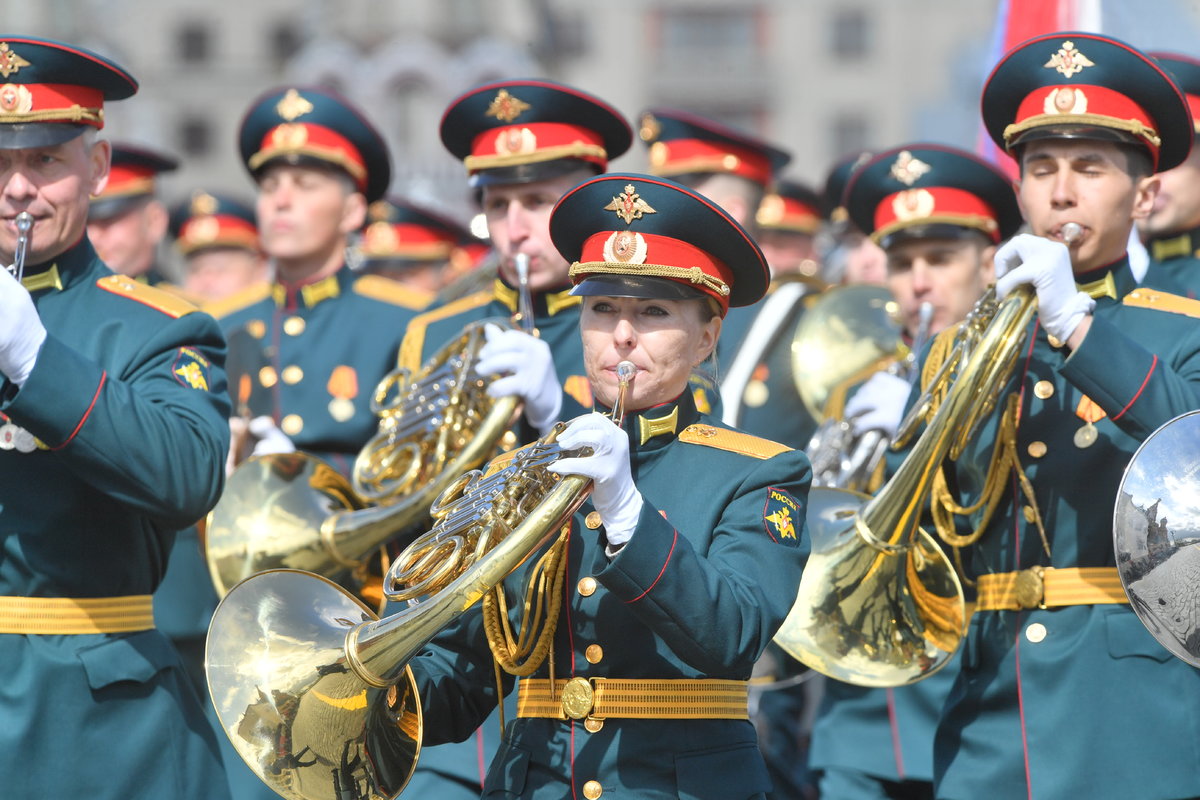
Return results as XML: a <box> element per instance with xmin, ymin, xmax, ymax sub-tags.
<box><xmin>548</xmin><ymin>413</ymin><xmax>644</xmax><ymax>550</ymax></box>
<box><xmin>843</xmin><ymin>371</ymin><xmax>911</xmax><ymax>438</ymax></box>
<box><xmin>0</xmin><ymin>267</ymin><xmax>46</xmax><ymax>388</ymax></box>
<box><xmin>995</xmin><ymin>234</ymin><xmax>1094</xmax><ymax>343</ymax></box>
<box><xmin>249</xmin><ymin>415</ymin><xmax>296</xmax><ymax>457</ymax></box>
<box><xmin>475</xmin><ymin>323</ymin><xmax>562</xmax><ymax>434</ymax></box>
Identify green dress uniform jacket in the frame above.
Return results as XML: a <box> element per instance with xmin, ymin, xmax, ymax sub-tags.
<box><xmin>214</xmin><ymin>266</ymin><xmax>427</xmax><ymax>477</ymax></box>
<box><xmin>930</xmin><ymin>257</ymin><xmax>1200</xmax><ymax>800</ymax></box>
<box><xmin>1145</xmin><ymin>226</ymin><xmax>1200</xmax><ymax>297</ymax></box>
<box><xmin>0</xmin><ymin>239</ymin><xmax>232</xmax><ymax>798</ymax></box>
<box><xmin>408</xmin><ymin>390</ymin><xmax>811</xmax><ymax>799</ymax></box>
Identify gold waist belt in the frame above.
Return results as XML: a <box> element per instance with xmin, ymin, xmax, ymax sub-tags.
<box><xmin>517</xmin><ymin>677</ymin><xmax>749</xmax><ymax>721</ymax></box>
<box><xmin>975</xmin><ymin>567</ymin><xmax>1127</xmax><ymax>611</ymax></box>
<box><xmin>0</xmin><ymin>595</ymin><xmax>155</xmax><ymax>634</ymax></box>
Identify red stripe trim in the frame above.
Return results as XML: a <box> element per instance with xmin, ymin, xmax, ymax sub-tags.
<box><xmin>475</xmin><ymin>728</ymin><xmax>485</xmax><ymax>791</ymax></box>
<box><xmin>886</xmin><ymin>687</ymin><xmax>905</xmax><ymax>779</ymax></box>
<box><xmin>626</xmin><ymin>527</ymin><xmax>677</xmax><ymax>603</ymax></box>
<box><xmin>1110</xmin><ymin>355</ymin><xmax>1157</xmax><ymax>421</ymax></box>
<box><xmin>52</xmin><ymin>371</ymin><xmax>105</xmax><ymax>450</ymax></box>
<box><xmin>1015</xmin><ymin>623</ymin><xmax>1034</xmax><ymax>799</ymax></box>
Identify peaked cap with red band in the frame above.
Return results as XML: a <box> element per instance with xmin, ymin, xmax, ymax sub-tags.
<box><xmin>169</xmin><ymin>191</ymin><xmax>258</xmax><ymax>257</ymax></box>
<box><xmin>757</xmin><ymin>179</ymin><xmax>822</xmax><ymax>235</ymax></box>
<box><xmin>982</xmin><ymin>32</ymin><xmax>1193</xmax><ymax>171</ymax></box>
<box><xmin>821</xmin><ymin>151</ymin><xmax>874</xmax><ymax>225</ymax></box>
<box><xmin>1151</xmin><ymin>52</ymin><xmax>1200</xmax><ymax>133</ymax></box>
<box><xmin>0</xmin><ymin>35</ymin><xmax>137</xmax><ymax>149</ymax></box>
<box><xmin>550</xmin><ymin>173</ymin><xmax>769</xmax><ymax>316</ymax></box>
<box><xmin>358</xmin><ymin>197</ymin><xmax>470</xmax><ymax>263</ymax></box>
<box><xmin>440</xmin><ymin>79</ymin><xmax>632</xmax><ymax>188</ymax></box>
<box><xmin>639</xmin><ymin>108</ymin><xmax>791</xmax><ymax>189</ymax></box>
<box><xmin>845</xmin><ymin>143</ymin><xmax>1021</xmax><ymax>250</ymax></box>
<box><xmin>89</xmin><ymin>142</ymin><xmax>178</xmax><ymax>222</ymax></box>
<box><xmin>238</xmin><ymin>85</ymin><xmax>391</xmax><ymax>202</ymax></box>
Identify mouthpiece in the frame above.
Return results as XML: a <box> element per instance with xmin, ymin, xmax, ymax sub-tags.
<box><xmin>616</xmin><ymin>361</ymin><xmax>636</xmax><ymax>383</ymax></box>
<box><xmin>1061</xmin><ymin>222</ymin><xmax>1083</xmax><ymax>244</ymax></box>
<box><xmin>15</xmin><ymin>212</ymin><xmax>32</xmax><ymax>234</ymax></box>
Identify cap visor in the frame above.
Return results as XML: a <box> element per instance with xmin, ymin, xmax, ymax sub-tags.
<box><xmin>0</xmin><ymin>123</ymin><xmax>89</xmax><ymax>149</ymax></box>
<box><xmin>571</xmin><ymin>274</ymin><xmax>707</xmax><ymax>302</ymax></box>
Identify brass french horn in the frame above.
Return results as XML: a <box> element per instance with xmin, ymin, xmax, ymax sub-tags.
<box><xmin>775</xmin><ymin>283</ymin><xmax>1038</xmax><ymax>686</ymax></box>
<box><xmin>205</xmin><ymin>363</ymin><xmax>636</xmax><ymax>800</ymax></box>
<box><xmin>204</xmin><ymin>257</ymin><xmax>538</xmax><ymax>597</ymax></box>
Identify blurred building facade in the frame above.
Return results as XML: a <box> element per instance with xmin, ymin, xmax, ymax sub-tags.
<box><xmin>9</xmin><ymin>0</ymin><xmax>1200</xmax><ymax>225</ymax></box>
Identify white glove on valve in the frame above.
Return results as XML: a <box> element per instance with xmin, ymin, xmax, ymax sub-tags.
<box><xmin>548</xmin><ymin>413</ymin><xmax>644</xmax><ymax>551</ymax></box>
<box><xmin>249</xmin><ymin>415</ymin><xmax>296</xmax><ymax>457</ymax></box>
<box><xmin>843</xmin><ymin>371</ymin><xmax>912</xmax><ymax>439</ymax></box>
<box><xmin>0</xmin><ymin>267</ymin><xmax>45</xmax><ymax>388</ymax></box>
<box><xmin>476</xmin><ymin>323</ymin><xmax>563</xmax><ymax>434</ymax></box>
<box><xmin>995</xmin><ymin>234</ymin><xmax>1094</xmax><ymax>344</ymax></box>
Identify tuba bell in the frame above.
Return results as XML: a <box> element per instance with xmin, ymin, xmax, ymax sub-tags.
<box><xmin>205</xmin><ymin>363</ymin><xmax>636</xmax><ymax>800</ymax></box>
<box><xmin>774</xmin><ymin>283</ymin><xmax>1039</xmax><ymax>686</ymax></box>
<box><xmin>205</xmin><ymin>257</ymin><xmax>539</xmax><ymax>597</ymax></box>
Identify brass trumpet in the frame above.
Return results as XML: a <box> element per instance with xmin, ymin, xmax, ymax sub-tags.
<box><xmin>7</xmin><ymin>212</ymin><xmax>32</xmax><ymax>282</ymax></box>
<box><xmin>205</xmin><ymin>363</ymin><xmax>636</xmax><ymax>800</ymax></box>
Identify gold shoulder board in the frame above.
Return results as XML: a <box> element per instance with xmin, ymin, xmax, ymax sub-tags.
<box><xmin>200</xmin><ymin>281</ymin><xmax>272</xmax><ymax>320</ymax></box>
<box><xmin>398</xmin><ymin>289</ymin><xmax>495</xmax><ymax>371</ymax></box>
<box><xmin>352</xmin><ymin>274</ymin><xmax>434</xmax><ymax>310</ymax></box>
<box><xmin>96</xmin><ymin>275</ymin><xmax>198</xmax><ymax>318</ymax></box>
<box><xmin>1123</xmin><ymin>288</ymin><xmax>1200</xmax><ymax>319</ymax></box>
<box><xmin>677</xmin><ymin>424</ymin><xmax>791</xmax><ymax>460</ymax></box>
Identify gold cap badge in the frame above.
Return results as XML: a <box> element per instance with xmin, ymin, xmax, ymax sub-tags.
<box><xmin>275</xmin><ymin>88</ymin><xmax>314</xmax><ymax>122</ymax></box>
<box><xmin>0</xmin><ymin>43</ymin><xmax>30</xmax><ymax>79</ymax></box>
<box><xmin>639</xmin><ymin>112</ymin><xmax>661</xmax><ymax>142</ymax></box>
<box><xmin>485</xmin><ymin>89</ymin><xmax>530</xmax><ymax>123</ymax></box>
<box><xmin>604</xmin><ymin>184</ymin><xmax>657</xmax><ymax>224</ymax></box>
<box><xmin>1045</xmin><ymin>41</ymin><xmax>1095</xmax><ymax>78</ymax></box>
<box><xmin>190</xmin><ymin>191</ymin><xmax>218</xmax><ymax>216</ymax></box>
<box><xmin>890</xmin><ymin>151</ymin><xmax>931</xmax><ymax>186</ymax></box>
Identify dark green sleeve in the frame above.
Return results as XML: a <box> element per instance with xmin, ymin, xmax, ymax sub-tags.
<box><xmin>594</xmin><ymin>449</ymin><xmax>812</xmax><ymax>675</ymax></box>
<box><xmin>1061</xmin><ymin>313</ymin><xmax>1200</xmax><ymax>440</ymax></box>
<box><xmin>3</xmin><ymin>312</ymin><xmax>230</xmax><ymax>530</ymax></box>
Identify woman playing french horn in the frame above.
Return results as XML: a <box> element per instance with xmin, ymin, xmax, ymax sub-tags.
<box><xmin>399</xmin><ymin>174</ymin><xmax>812</xmax><ymax>799</ymax></box>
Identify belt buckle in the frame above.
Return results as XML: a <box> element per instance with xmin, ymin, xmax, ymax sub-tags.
<box><xmin>1014</xmin><ymin>565</ymin><xmax>1046</xmax><ymax>610</ymax></box>
<box><xmin>560</xmin><ymin>676</ymin><xmax>595</xmax><ymax>720</ymax></box>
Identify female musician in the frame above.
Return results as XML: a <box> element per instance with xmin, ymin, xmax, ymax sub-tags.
<box><xmin>408</xmin><ymin>174</ymin><xmax>812</xmax><ymax>799</ymax></box>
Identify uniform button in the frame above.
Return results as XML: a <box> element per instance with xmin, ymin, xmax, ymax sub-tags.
<box><xmin>577</xmin><ymin>576</ymin><xmax>597</xmax><ymax>597</ymax></box>
<box><xmin>1023</xmin><ymin>505</ymin><xmax>1037</xmax><ymax>523</ymax></box>
<box><xmin>583</xmin><ymin>780</ymin><xmax>603</xmax><ymax>799</ymax></box>
<box><xmin>585</xmin><ymin>511</ymin><xmax>602</xmax><ymax>529</ymax></box>
<box><xmin>1033</xmin><ymin>380</ymin><xmax>1054</xmax><ymax>399</ymax></box>
<box><xmin>584</xmin><ymin>718</ymin><xmax>604</xmax><ymax>733</ymax></box>
<box><xmin>281</xmin><ymin>414</ymin><xmax>304</xmax><ymax>436</ymax></box>
<box><xmin>258</xmin><ymin>366</ymin><xmax>278</xmax><ymax>388</ymax></box>
<box><xmin>283</xmin><ymin>316</ymin><xmax>306</xmax><ymax>336</ymax></box>
<box><xmin>585</xmin><ymin>644</ymin><xmax>603</xmax><ymax>664</ymax></box>
<box><xmin>1027</xmin><ymin>441</ymin><xmax>1047</xmax><ymax>459</ymax></box>
<box><xmin>1025</xmin><ymin>622</ymin><xmax>1047</xmax><ymax>643</ymax></box>
<box><xmin>281</xmin><ymin>365</ymin><xmax>304</xmax><ymax>384</ymax></box>
<box><xmin>246</xmin><ymin>320</ymin><xmax>266</xmax><ymax>339</ymax></box>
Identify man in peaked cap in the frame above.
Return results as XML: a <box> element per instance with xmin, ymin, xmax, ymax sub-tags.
<box><xmin>921</xmin><ymin>32</ymin><xmax>1200</xmax><ymax>799</ymax></box>
<box><xmin>394</xmin><ymin>77</ymin><xmax>632</xmax><ymax>800</ymax></box>
<box><xmin>806</xmin><ymin>143</ymin><xmax>1022</xmax><ymax>800</ymax></box>
<box><xmin>169</xmin><ymin>189</ymin><xmax>266</xmax><ymax>303</ymax></box>
<box><xmin>0</xmin><ymin>35</ymin><xmax>231</xmax><ymax>797</ymax></box>
<box><xmin>402</xmin><ymin>171</ymin><xmax>809</xmax><ymax>799</ymax></box>
<box><xmin>85</xmin><ymin>142</ymin><xmax>177</xmax><ymax>286</ymax></box>
<box><xmin>211</xmin><ymin>85</ymin><xmax>428</xmax><ymax>479</ymax></box>
<box><xmin>355</xmin><ymin>195</ymin><xmax>470</xmax><ymax>298</ymax></box>
<box><xmin>822</xmin><ymin>152</ymin><xmax>888</xmax><ymax>287</ymax></box>
<box><xmin>1139</xmin><ymin>52</ymin><xmax>1200</xmax><ymax>296</ymax></box>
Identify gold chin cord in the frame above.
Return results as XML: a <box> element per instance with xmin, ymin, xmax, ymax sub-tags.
<box><xmin>202</xmin><ymin>257</ymin><xmax>546</xmax><ymax>599</ymax></box>
<box><xmin>7</xmin><ymin>212</ymin><xmax>31</xmax><ymax>284</ymax></box>
<box><xmin>775</xmin><ymin>283</ymin><xmax>1039</xmax><ymax>687</ymax></box>
<box><xmin>205</xmin><ymin>365</ymin><xmax>636</xmax><ymax>800</ymax></box>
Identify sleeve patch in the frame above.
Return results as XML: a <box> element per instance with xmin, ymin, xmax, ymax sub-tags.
<box><xmin>762</xmin><ymin>486</ymin><xmax>801</xmax><ymax>547</ymax></box>
<box><xmin>172</xmin><ymin>347</ymin><xmax>213</xmax><ymax>391</ymax></box>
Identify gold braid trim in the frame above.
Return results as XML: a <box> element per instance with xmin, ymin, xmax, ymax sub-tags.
<box><xmin>870</xmin><ymin>214</ymin><xmax>999</xmax><ymax>246</ymax></box>
<box><xmin>1004</xmin><ymin>114</ymin><xmax>1160</xmax><ymax>148</ymax></box>
<box><xmin>0</xmin><ymin>106</ymin><xmax>102</xmax><ymax>124</ymax></box>
<box><xmin>570</xmin><ymin>261</ymin><xmax>730</xmax><ymax>297</ymax></box>
<box><xmin>482</xmin><ymin>525</ymin><xmax>571</xmax><ymax>728</ymax></box>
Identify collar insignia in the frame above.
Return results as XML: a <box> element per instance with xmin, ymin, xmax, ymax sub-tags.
<box><xmin>638</xmin><ymin>406</ymin><xmax>679</xmax><ymax>445</ymax></box>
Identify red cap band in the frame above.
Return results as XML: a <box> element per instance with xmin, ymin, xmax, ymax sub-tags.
<box><xmin>1007</xmin><ymin>83</ymin><xmax>1161</xmax><ymax>164</ymax></box>
<box><xmin>251</xmin><ymin>122</ymin><xmax>367</xmax><ymax>188</ymax></box>
<box><xmin>577</xmin><ymin>229</ymin><xmax>735</xmax><ymax>312</ymax></box>
<box><xmin>466</xmin><ymin>121</ymin><xmax>608</xmax><ymax>172</ymax></box>
<box><xmin>873</xmin><ymin>186</ymin><xmax>1001</xmax><ymax>243</ymax></box>
<box><xmin>648</xmin><ymin>138</ymin><xmax>773</xmax><ymax>187</ymax></box>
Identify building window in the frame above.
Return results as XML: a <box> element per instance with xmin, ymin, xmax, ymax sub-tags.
<box><xmin>179</xmin><ymin>116</ymin><xmax>212</xmax><ymax>157</ymax></box>
<box><xmin>831</xmin><ymin>113</ymin><xmax>869</xmax><ymax>161</ymax></box>
<box><xmin>831</xmin><ymin>9</ymin><xmax>870</xmax><ymax>60</ymax></box>
<box><xmin>271</xmin><ymin>23</ymin><xmax>304</xmax><ymax>71</ymax></box>
<box><xmin>178</xmin><ymin>22</ymin><xmax>211</xmax><ymax>64</ymax></box>
<box><xmin>660</xmin><ymin>8</ymin><xmax>758</xmax><ymax>54</ymax></box>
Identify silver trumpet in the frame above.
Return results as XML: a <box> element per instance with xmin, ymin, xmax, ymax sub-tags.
<box><xmin>7</xmin><ymin>212</ymin><xmax>32</xmax><ymax>283</ymax></box>
<box><xmin>513</xmin><ymin>253</ymin><xmax>535</xmax><ymax>334</ymax></box>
